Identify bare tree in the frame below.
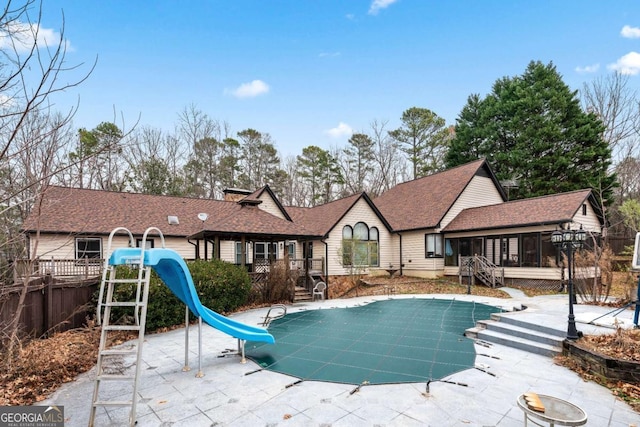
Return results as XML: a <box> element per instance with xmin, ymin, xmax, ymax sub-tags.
<box><xmin>368</xmin><ymin>119</ymin><xmax>405</xmax><ymax>197</ymax></box>
<box><xmin>124</xmin><ymin>126</ymin><xmax>186</xmax><ymax>195</ymax></box>
<box><xmin>581</xmin><ymin>72</ymin><xmax>640</xmax><ymax>163</ymax></box>
<box><xmin>0</xmin><ymin>0</ymin><xmax>94</xmax><ymax>364</ymax></box>
<box><xmin>280</xmin><ymin>154</ymin><xmax>305</xmax><ymax>206</ymax></box>
<box><xmin>177</xmin><ymin>104</ymin><xmax>222</xmax><ymax>152</ymax></box>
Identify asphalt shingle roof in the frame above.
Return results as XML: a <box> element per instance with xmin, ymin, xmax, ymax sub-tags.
<box><xmin>285</xmin><ymin>193</ymin><xmax>363</xmax><ymax>236</ymax></box>
<box><xmin>23</xmin><ymin>186</ymin><xmax>317</xmax><ymax>239</ymax></box>
<box><xmin>442</xmin><ymin>189</ymin><xmax>594</xmax><ymax>232</ymax></box>
<box><xmin>373</xmin><ymin>159</ymin><xmax>491</xmax><ymax>231</ymax></box>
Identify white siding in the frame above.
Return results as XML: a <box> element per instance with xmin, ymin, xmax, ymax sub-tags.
<box><xmin>572</xmin><ymin>201</ymin><xmax>601</xmax><ymax>234</ymax></box>
<box><xmin>396</xmin><ymin>230</ymin><xmax>445</xmax><ymax>277</ymax></box>
<box><xmin>257</xmin><ymin>192</ymin><xmax>286</xmax><ymax>219</ymax></box>
<box><xmin>31</xmin><ymin>233</ymin><xmax>195</xmax><ymax>260</ymax></box>
<box><xmin>440</xmin><ymin>175</ymin><xmax>503</xmax><ymax>229</ymax></box>
<box><xmin>324</xmin><ymin>198</ymin><xmax>394</xmax><ymax>276</ymax></box>
<box><xmin>218</xmin><ymin>240</ymin><xmax>254</xmax><ymax>264</ymax></box>
<box><xmin>446</xmin><ymin>224</ymin><xmax>556</xmax><ymax>239</ymax></box>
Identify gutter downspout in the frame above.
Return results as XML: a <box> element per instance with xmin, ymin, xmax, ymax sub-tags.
<box><xmin>322</xmin><ymin>239</ymin><xmax>329</xmax><ymax>298</ymax></box>
<box><xmin>187</xmin><ymin>239</ymin><xmax>198</xmax><ymax>259</ymax></box>
<box><xmin>399</xmin><ymin>233</ymin><xmax>403</xmax><ymax>276</ymax></box>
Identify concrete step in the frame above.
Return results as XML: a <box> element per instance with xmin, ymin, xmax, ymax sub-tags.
<box><xmin>474</xmin><ymin>328</ymin><xmax>561</xmax><ymax>357</ymax></box>
<box><xmin>476</xmin><ymin>319</ymin><xmax>564</xmax><ymax>347</ymax></box>
<box><xmin>491</xmin><ymin>313</ymin><xmax>565</xmax><ymax>337</ymax></box>
<box><xmin>466</xmin><ymin>313</ymin><xmax>565</xmax><ymax>357</ymax></box>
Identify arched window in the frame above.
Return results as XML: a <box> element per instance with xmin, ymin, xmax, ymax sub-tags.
<box><xmin>342</xmin><ymin>222</ymin><xmax>379</xmax><ymax>267</ymax></box>
<box><xmin>342</xmin><ymin>225</ymin><xmax>353</xmax><ymax>240</ymax></box>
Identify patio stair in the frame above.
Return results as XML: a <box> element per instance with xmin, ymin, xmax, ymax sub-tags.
<box><xmin>465</xmin><ymin>313</ymin><xmax>565</xmax><ymax>357</ymax></box>
<box><xmin>293</xmin><ymin>286</ymin><xmax>312</xmax><ymax>302</ymax></box>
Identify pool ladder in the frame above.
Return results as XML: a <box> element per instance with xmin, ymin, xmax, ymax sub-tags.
<box><xmin>261</xmin><ymin>304</ymin><xmax>287</xmax><ymax>326</ymax></box>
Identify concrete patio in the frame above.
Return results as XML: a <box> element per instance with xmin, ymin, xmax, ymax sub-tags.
<box><xmin>41</xmin><ymin>290</ymin><xmax>639</xmax><ymax>426</ymax></box>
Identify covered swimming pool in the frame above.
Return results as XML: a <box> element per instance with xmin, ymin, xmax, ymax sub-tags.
<box><xmin>245</xmin><ymin>298</ymin><xmax>502</xmax><ymax>385</ymax></box>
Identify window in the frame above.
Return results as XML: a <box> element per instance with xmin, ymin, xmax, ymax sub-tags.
<box><xmin>521</xmin><ymin>233</ymin><xmax>539</xmax><ymax>267</ymax></box>
<box><xmin>136</xmin><ymin>239</ymin><xmax>154</xmax><ymax>249</ymax></box>
<box><xmin>235</xmin><ymin>242</ymin><xmax>249</xmax><ymax>264</ymax></box>
<box><xmin>76</xmin><ymin>238</ymin><xmax>102</xmax><ymax>261</ymax></box>
<box><xmin>341</xmin><ymin>222</ymin><xmax>379</xmax><ymax>267</ymax></box>
<box><xmin>582</xmin><ymin>204</ymin><xmax>587</xmax><ymax>215</ymax></box>
<box><xmin>425</xmin><ymin>234</ymin><xmax>443</xmax><ymax>258</ymax></box>
<box><xmin>444</xmin><ymin>239</ymin><xmax>458</xmax><ymax>266</ymax></box>
<box><xmin>287</xmin><ymin>242</ymin><xmax>296</xmax><ymax>258</ymax></box>
<box><xmin>255</xmin><ymin>242</ymin><xmax>277</xmax><ymax>261</ymax></box>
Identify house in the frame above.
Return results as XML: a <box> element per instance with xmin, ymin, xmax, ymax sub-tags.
<box><xmin>20</xmin><ymin>159</ymin><xmax>604</xmax><ymax>289</ymax></box>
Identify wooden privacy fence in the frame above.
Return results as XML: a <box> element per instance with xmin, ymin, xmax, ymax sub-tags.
<box><xmin>0</xmin><ymin>276</ymin><xmax>99</xmax><ymax>339</ymax></box>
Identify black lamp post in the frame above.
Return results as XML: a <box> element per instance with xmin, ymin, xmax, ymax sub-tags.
<box><xmin>551</xmin><ymin>226</ymin><xmax>587</xmax><ymax>341</ymax></box>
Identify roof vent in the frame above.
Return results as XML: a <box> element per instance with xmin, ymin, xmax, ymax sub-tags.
<box><xmin>167</xmin><ymin>215</ymin><xmax>179</xmax><ymax>225</ymax></box>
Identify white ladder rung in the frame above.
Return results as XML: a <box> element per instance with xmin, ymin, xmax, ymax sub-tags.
<box><xmin>103</xmin><ymin>325</ymin><xmax>141</xmax><ymax>331</ymax></box>
<box><xmin>105</xmin><ymin>302</ymin><xmax>144</xmax><ymax>307</ymax></box>
<box><xmin>100</xmin><ymin>348</ymin><xmax>137</xmax><ymax>356</ymax></box>
<box><xmin>97</xmin><ymin>374</ymin><xmax>136</xmax><ymax>381</ymax></box>
<box><xmin>106</xmin><ymin>278</ymin><xmax>142</xmax><ymax>284</ymax></box>
<box><xmin>93</xmin><ymin>400</ymin><xmax>133</xmax><ymax>407</ymax></box>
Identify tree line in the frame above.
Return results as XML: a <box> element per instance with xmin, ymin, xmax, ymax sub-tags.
<box><xmin>3</xmin><ymin>2</ymin><xmax>640</xmax><ymax>270</ymax></box>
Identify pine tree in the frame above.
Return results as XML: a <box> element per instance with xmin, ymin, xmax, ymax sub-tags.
<box><xmin>446</xmin><ymin>61</ymin><xmax>616</xmax><ymax>204</ymax></box>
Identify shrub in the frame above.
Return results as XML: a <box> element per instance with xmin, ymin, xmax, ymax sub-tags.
<box><xmin>250</xmin><ymin>260</ymin><xmax>294</xmax><ymax>304</ymax></box>
<box><xmin>188</xmin><ymin>259</ymin><xmax>252</xmax><ymax>314</ymax></box>
<box><xmin>108</xmin><ymin>266</ymin><xmax>184</xmax><ymax>331</ymax></box>
<box><xmin>106</xmin><ymin>260</ymin><xmax>252</xmax><ymax>331</ymax></box>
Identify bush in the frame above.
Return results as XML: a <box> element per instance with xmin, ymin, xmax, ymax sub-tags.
<box><xmin>250</xmin><ymin>260</ymin><xmax>294</xmax><ymax>304</ymax></box>
<box><xmin>188</xmin><ymin>259</ymin><xmax>252</xmax><ymax>314</ymax></box>
<box><xmin>107</xmin><ymin>260</ymin><xmax>252</xmax><ymax>331</ymax></box>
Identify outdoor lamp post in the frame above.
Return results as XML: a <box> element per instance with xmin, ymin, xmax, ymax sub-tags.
<box><xmin>551</xmin><ymin>226</ymin><xmax>587</xmax><ymax>341</ymax></box>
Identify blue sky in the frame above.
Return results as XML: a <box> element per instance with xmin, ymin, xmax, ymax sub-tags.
<box><xmin>37</xmin><ymin>0</ymin><xmax>640</xmax><ymax>157</ymax></box>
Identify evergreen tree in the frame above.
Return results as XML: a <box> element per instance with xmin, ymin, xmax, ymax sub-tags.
<box><xmin>296</xmin><ymin>145</ymin><xmax>343</xmax><ymax>206</ymax></box>
<box><xmin>446</xmin><ymin>61</ymin><xmax>616</xmax><ymax>204</ymax></box>
<box><xmin>389</xmin><ymin>107</ymin><xmax>449</xmax><ymax>179</ymax></box>
<box><xmin>342</xmin><ymin>133</ymin><xmax>375</xmax><ymax>193</ymax></box>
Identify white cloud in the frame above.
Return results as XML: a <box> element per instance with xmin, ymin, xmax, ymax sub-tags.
<box><xmin>0</xmin><ymin>94</ymin><xmax>14</xmax><ymax>109</ymax></box>
<box><xmin>575</xmin><ymin>63</ymin><xmax>600</xmax><ymax>73</ymax></box>
<box><xmin>319</xmin><ymin>52</ymin><xmax>341</xmax><ymax>58</ymax></box>
<box><xmin>368</xmin><ymin>0</ymin><xmax>398</xmax><ymax>15</ymax></box>
<box><xmin>345</xmin><ymin>13</ymin><xmax>355</xmax><ymax>20</ymax></box>
<box><xmin>0</xmin><ymin>21</ymin><xmax>72</xmax><ymax>53</ymax></box>
<box><xmin>325</xmin><ymin>122</ymin><xmax>353</xmax><ymax>138</ymax></box>
<box><xmin>621</xmin><ymin>25</ymin><xmax>640</xmax><ymax>39</ymax></box>
<box><xmin>608</xmin><ymin>52</ymin><xmax>640</xmax><ymax>75</ymax></box>
<box><xmin>227</xmin><ymin>80</ymin><xmax>270</xmax><ymax>98</ymax></box>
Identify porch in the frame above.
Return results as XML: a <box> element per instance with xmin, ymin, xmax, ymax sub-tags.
<box><xmin>11</xmin><ymin>258</ymin><xmax>103</xmax><ymax>283</ymax></box>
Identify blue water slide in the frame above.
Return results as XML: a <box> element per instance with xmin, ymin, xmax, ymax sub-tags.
<box><xmin>109</xmin><ymin>247</ymin><xmax>274</xmax><ymax>344</ymax></box>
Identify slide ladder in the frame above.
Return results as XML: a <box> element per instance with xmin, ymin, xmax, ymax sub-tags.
<box><xmin>89</xmin><ymin>227</ymin><xmax>159</xmax><ymax>427</ymax></box>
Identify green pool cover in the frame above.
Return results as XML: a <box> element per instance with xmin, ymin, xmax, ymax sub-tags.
<box><xmin>245</xmin><ymin>298</ymin><xmax>501</xmax><ymax>385</ymax></box>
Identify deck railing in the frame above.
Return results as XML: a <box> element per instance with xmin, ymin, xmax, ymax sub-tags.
<box><xmin>459</xmin><ymin>255</ymin><xmax>504</xmax><ymax>288</ymax></box>
<box><xmin>13</xmin><ymin>258</ymin><xmax>104</xmax><ymax>283</ymax></box>
<box><xmin>13</xmin><ymin>256</ymin><xmax>326</xmax><ymax>284</ymax></box>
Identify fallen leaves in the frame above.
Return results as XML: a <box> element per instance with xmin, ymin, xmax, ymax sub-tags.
<box><xmin>0</xmin><ymin>326</ymin><xmax>114</xmax><ymax>406</ymax></box>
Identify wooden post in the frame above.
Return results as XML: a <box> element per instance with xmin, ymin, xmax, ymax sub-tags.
<box><xmin>44</xmin><ymin>274</ymin><xmax>54</xmax><ymax>336</ymax></box>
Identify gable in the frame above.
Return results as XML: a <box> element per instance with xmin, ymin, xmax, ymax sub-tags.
<box><xmin>374</xmin><ymin>159</ymin><xmax>505</xmax><ymax>232</ymax></box>
<box><xmin>442</xmin><ymin>189</ymin><xmax>598</xmax><ymax>233</ymax></box>
<box><xmin>439</xmin><ymin>174</ymin><xmax>504</xmax><ymax>230</ymax></box>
